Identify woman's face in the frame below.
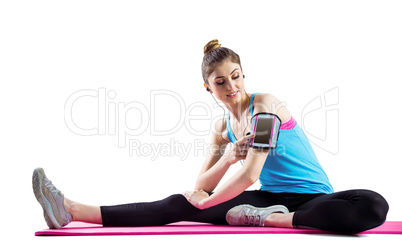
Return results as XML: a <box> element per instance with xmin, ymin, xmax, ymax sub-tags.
<box><xmin>206</xmin><ymin>60</ymin><xmax>245</xmax><ymax>104</ymax></box>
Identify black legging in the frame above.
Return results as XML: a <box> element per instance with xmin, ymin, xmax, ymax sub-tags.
<box><xmin>100</xmin><ymin>189</ymin><xmax>388</xmax><ymax>234</ymax></box>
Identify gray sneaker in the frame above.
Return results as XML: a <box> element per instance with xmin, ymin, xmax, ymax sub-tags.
<box><xmin>226</xmin><ymin>204</ymin><xmax>289</xmax><ymax>227</ymax></box>
<box><xmin>32</xmin><ymin>168</ymin><xmax>72</xmax><ymax>229</ymax></box>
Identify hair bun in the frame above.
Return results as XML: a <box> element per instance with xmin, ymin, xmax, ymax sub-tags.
<box><xmin>203</xmin><ymin>39</ymin><xmax>221</xmax><ymax>55</ymax></box>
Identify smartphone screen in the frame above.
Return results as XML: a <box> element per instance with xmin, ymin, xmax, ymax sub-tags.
<box><xmin>254</xmin><ymin>116</ymin><xmax>273</xmax><ymax>145</ymax></box>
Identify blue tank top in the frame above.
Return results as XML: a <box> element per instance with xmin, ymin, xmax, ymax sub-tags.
<box><xmin>226</xmin><ymin>93</ymin><xmax>334</xmax><ymax>194</ymax></box>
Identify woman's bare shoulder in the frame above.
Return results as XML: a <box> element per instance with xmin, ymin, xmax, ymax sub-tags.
<box><xmin>252</xmin><ymin>93</ymin><xmax>292</xmax><ymax>121</ymax></box>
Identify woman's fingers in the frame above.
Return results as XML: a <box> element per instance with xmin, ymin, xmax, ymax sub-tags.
<box><xmin>200</xmin><ymin>190</ymin><xmax>208</xmax><ymax>196</ymax></box>
<box><xmin>235</xmin><ymin>146</ymin><xmax>248</xmax><ymax>153</ymax></box>
<box><xmin>228</xmin><ymin>133</ymin><xmax>255</xmax><ymax>164</ymax></box>
<box><xmin>183</xmin><ymin>190</ymin><xmax>205</xmax><ymax>196</ymax></box>
<box><xmin>236</xmin><ymin>141</ymin><xmax>251</xmax><ymax>151</ymax></box>
<box><xmin>237</xmin><ymin>133</ymin><xmax>255</xmax><ymax>144</ymax></box>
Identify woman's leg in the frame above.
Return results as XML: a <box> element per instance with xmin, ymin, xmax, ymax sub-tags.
<box><xmin>292</xmin><ymin>189</ymin><xmax>389</xmax><ymax>233</ymax></box>
<box><xmin>264</xmin><ymin>212</ymin><xmax>295</xmax><ymax>228</ymax></box>
<box><xmin>64</xmin><ymin>198</ymin><xmax>102</xmax><ymax>224</ymax></box>
<box><xmin>100</xmin><ymin>190</ymin><xmax>287</xmax><ymax>227</ymax></box>
<box><xmin>33</xmin><ymin>167</ymin><xmax>287</xmax><ymax>228</ymax></box>
<box><xmin>64</xmin><ymin>192</ymin><xmax>288</xmax><ymax>226</ymax></box>
<box><xmin>100</xmin><ymin>194</ymin><xmax>199</xmax><ymax>226</ymax></box>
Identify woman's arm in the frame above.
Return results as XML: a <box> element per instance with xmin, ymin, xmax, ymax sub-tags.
<box><xmin>194</xmin><ymin>155</ymin><xmax>230</xmax><ymax>193</ymax></box>
<box><xmin>194</xmin><ymin>118</ymin><xmax>229</xmax><ymax>192</ymax></box>
<box><xmin>196</xmin><ymin>148</ymin><xmax>269</xmax><ymax>209</ymax></box>
<box><xmin>187</xmin><ymin>93</ymin><xmax>291</xmax><ymax>209</ymax></box>
<box><xmin>194</xmin><ymin>119</ymin><xmax>253</xmax><ymax>192</ymax></box>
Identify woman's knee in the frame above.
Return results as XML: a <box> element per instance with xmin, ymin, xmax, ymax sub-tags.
<box><xmin>353</xmin><ymin>189</ymin><xmax>389</xmax><ymax>231</ymax></box>
<box><xmin>361</xmin><ymin>190</ymin><xmax>389</xmax><ymax>223</ymax></box>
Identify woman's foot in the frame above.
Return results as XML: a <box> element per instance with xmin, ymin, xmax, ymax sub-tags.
<box><xmin>32</xmin><ymin>168</ymin><xmax>72</xmax><ymax>229</ymax></box>
<box><xmin>226</xmin><ymin>204</ymin><xmax>289</xmax><ymax>227</ymax></box>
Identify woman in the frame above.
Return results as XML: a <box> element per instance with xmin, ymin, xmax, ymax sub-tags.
<box><xmin>33</xmin><ymin>39</ymin><xmax>389</xmax><ymax>234</ymax></box>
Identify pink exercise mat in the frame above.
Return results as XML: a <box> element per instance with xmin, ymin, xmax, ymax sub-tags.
<box><xmin>35</xmin><ymin>221</ymin><xmax>402</xmax><ymax>236</ymax></box>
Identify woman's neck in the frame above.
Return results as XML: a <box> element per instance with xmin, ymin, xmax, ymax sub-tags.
<box><xmin>225</xmin><ymin>92</ymin><xmax>251</xmax><ymax>123</ymax></box>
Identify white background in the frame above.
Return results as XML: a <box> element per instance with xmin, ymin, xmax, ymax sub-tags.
<box><xmin>1</xmin><ymin>1</ymin><xmax>401</xmax><ymax>241</ymax></box>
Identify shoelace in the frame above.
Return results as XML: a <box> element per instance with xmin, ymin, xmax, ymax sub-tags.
<box><xmin>44</xmin><ymin>177</ymin><xmax>62</xmax><ymax>197</ymax></box>
<box><xmin>244</xmin><ymin>214</ymin><xmax>262</xmax><ymax>226</ymax></box>
<box><xmin>41</xmin><ymin>174</ymin><xmax>72</xmax><ymax>226</ymax></box>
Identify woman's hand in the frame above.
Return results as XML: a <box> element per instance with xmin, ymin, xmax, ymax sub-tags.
<box><xmin>183</xmin><ymin>190</ymin><xmax>210</xmax><ymax>210</ymax></box>
<box><xmin>227</xmin><ymin>133</ymin><xmax>255</xmax><ymax>165</ymax></box>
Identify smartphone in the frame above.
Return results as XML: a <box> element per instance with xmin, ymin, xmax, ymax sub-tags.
<box><xmin>249</xmin><ymin>113</ymin><xmax>281</xmax><ymax>149</ymax></box>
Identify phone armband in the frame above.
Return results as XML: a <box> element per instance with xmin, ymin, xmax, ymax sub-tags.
<box><xmin>248</xmin><ymin>112</ymin><xmax>281</xmax><ymax>149</ymax></box>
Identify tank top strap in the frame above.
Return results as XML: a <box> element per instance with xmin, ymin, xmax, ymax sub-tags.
<box><xmin>226</xmin><ymin>112</ymin><xmax>236</xmax><ymax>143</ymax></box>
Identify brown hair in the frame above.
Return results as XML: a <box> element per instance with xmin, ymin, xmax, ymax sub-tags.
<box><xmin>201</xmin><ymin>39</ymin><xmax>242</xmax><ymax>84</ymax></box>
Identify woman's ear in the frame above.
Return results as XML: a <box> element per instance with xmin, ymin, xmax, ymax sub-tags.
<box><xmin>204</xmin><ymin>83</ymin><xmax>212</xmax><ymax>93</ymax></box>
